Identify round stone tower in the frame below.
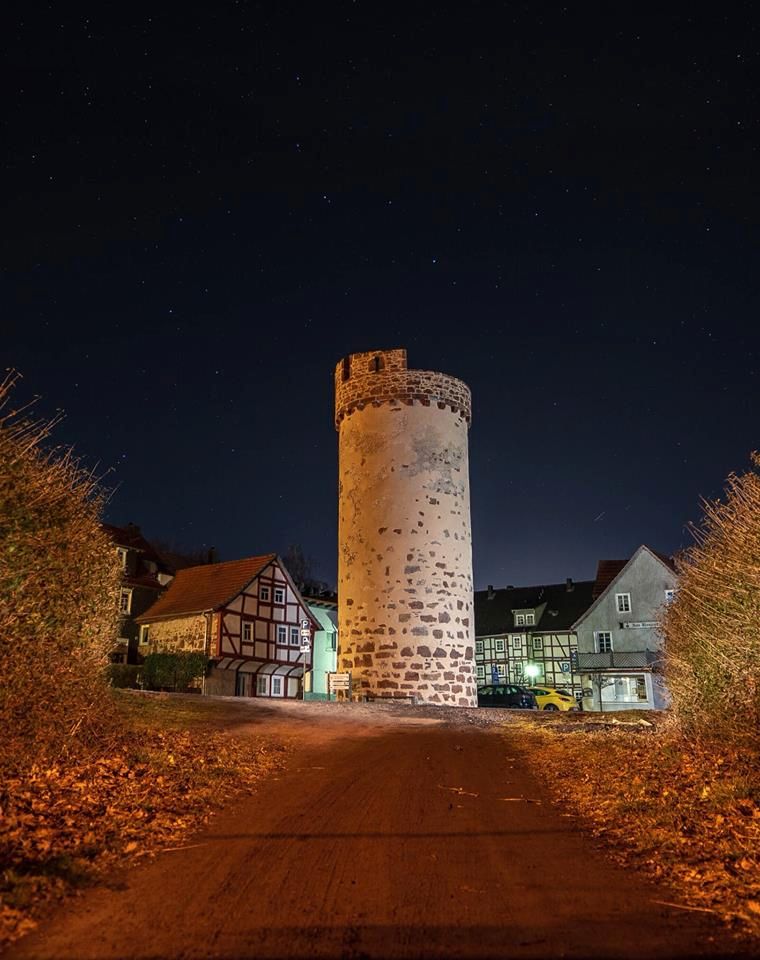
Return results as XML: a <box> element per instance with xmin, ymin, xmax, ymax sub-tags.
<box><xmin>335</xmin><ymin>348</ymin><xmax>477</xmax><ymax>706</ymax></box>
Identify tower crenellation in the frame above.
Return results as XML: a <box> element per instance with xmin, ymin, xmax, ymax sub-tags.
<box><xmin>334</xmin><ymin>348</ymin><xmax>471</xmax><ymax>429</ymax></box>
<box><xmin>335</xmin><ymin>347</ymin><xmax>477</xmax><ymax>706</ymax></box>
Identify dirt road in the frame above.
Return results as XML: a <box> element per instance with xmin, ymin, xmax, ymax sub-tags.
<box><xmin>8</xmin><ymin>702</ymin><xmax>752</xmax><ymax>959</ymax></box>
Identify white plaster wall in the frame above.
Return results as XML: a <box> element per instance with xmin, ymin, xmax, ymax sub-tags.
<box><xmin>338</xmin><ymin>401</ymin><xmax>476</xmax><ymax>705</ymax></box>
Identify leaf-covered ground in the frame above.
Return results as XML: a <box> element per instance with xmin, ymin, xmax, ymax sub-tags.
<box><xmin>514</xmin><ymin>713</ymin><xmax>760</xmax><ymax>942</ymax></box>
<box><xmin>0</xmin><ymin>692</ymin><xmax>286</xmax><ymax>949</ymax></box>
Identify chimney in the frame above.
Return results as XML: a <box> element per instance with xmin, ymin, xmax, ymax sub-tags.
<box><xmin>487</xmin><ymin>584</ymin><xmax>495</xmax><ymax>600</ymax></box>
<box><xmin>566</xmin><ymin>577</ymin><xmax>574</xmax><ymax>592</ymax></box>
<box><xmin>207</xmin><ymin>546</ymin><xmax>217</xmax><ymax>564</ymax></box>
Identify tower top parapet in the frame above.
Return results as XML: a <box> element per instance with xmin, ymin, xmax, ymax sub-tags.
<box><xmin>334</xmin><ymin>348</ymin><xmax>472</xmax><ymax>430</ymax></box>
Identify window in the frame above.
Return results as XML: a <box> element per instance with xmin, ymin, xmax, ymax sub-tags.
<box><xmin>475</xmin><ymin>640</ymin><xmax>484</xmax><ymax>655</ymax></box>
<box><xmin>271</xmin><ymin>676</ymin><xmax>283</xmax><ymax>697</ymax></box>
<box><xmin>496</xmin><ymin>663</ymin><xmax>506</xmax><ymax>679</ymax></box>
<box><xmin>260</xmin><ymin>586</ymin><xmax>270</xmax><ymax>602</ymax></box>
<box><xmin>512</xmin><ymin>636</ymin><xmax>522</xmax><ymax>649</ymax></box>
<box><xmin>616</xmin><ymin>593</ymin><xmax>631</xmax><ymax>613</ymax></box>
<box><xmin>256</xmin><ymin>675</ymin><xmax>268</xmax><ymax>696</ymax></box>
<box><xmin>495</xmin><ymin>638</ymin><xmax>505</xmax><ymax>653</ymax></box>
<box><xmin>515</xmin><ymin>614</ymin><xmax>525</xmax><ymax>626</ymax></box>
<box><xmin>665</xmin><ymin>589</ymin><xmax>675</xmax><ymax>603</ymax></box>
<box><xmin>476</xmin><ymin>664</ymin><xmax>485</xmax><ymax>679</ymax></box>
<box><xmin>242</xmin><ymin>622</ymin><xmax>252</xmax><ymax>643</ymax></box>
<box><xmin>532</xmin><ymin>637</ymin><xmax>543</xmax><ymax>650</ymax></box>
<box><xmin>290</xmin><ymin>626</ymin><xmax>300</xmax><ymax>646</ymax></box>
<box><xmin>274</xmin><ymin>587</ymin><xmax>285</xmax><ymax>604</ymax></box>
<box><xmin>119</xmin><ymin>589</ymin><xmax>132</xmax><ymax>614</ymax></box>
<box><xmin>139</xmin><ymin>626</ymin><xmax>150</xmax><ymax>646</ymax></box>
<box><xmin>277</xmin><ymin>625</ymin><xmax>287</xmax><ymax>644</ymax></box>
<box><xmin>117</xmin><ymin>548</ymin><xmax>128</xmax><ymax>570</ymax></box>
<box><xmin>595</xmin><ymin>631</ymin><xmax>613</xmax><ymax>653</ymax></box>
<box><xmin>600</xmin><ymin>675</ymin><xmax>648</xmax><ymax>704</ymax></box>
<box><xmin>525</xmin><ymin>613</ymin><xmax>535</xmax><ymax>625</ymax></box>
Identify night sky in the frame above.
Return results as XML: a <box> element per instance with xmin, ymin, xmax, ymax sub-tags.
<box><xmin>4</xmin><ymin>3</ymin><xmax>758</xmax><ymax>588</ymax></box>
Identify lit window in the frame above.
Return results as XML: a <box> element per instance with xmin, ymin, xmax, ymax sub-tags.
<box><xmin>119</xmin><ymin>589</ymin><xmax>132</xmax><ymax>614</ymax></box>
<box><xmin>495</xmin><ymin>638</ymin><xmax>505</xmax><ymax>653</ymax></box>
<box><xmin>260</xmin><ymin>586</ymin><xmax>270</xmax><ymax>602</ymax></box>
<box><xmin>290</xmin><ymin>627</ymin><xmax>300</xmax><ymax>646</ymax></box>
<box><xmin>616</xmin><ymin>593</ymin><xmax>631</xmax><ymax>613</ymax></box>
<box><xmin>274</xmin><ymin>587</ymin><xmax>285</xmax><ymax>604</ymax></box>
<box><xmin>277</xmin><ymin>625</ymin><xmax>287</xmax><ymax>644</ymax></box>
<box><xmin>242</xmin><ymin>622</ymin><xmax>252</xmax><ymax>643</ymax></box>
<box><xmin>596</xmin><ymin>631</ymin><xmax>613</xmax><ymax>653</ymax></box>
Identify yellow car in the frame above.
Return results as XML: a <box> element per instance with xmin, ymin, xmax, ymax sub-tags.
<box><xmin>526</xmin><ymin>686</ymin><xmax>580</xmax><ymax>711</ymax></box>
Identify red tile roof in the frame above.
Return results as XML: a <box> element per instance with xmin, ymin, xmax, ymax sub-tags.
<box><xmin>136</xmin><ymin>554</ymin><xmax>276</xmax><ymax>621</ymax></box>
<box><xmin>592</xmin><ymin>560</ymin><xmax>628</xmax><ymax>599</ymax></box>
<box><xmin>592</xmin><ymin>547</ymin><xmax>676</xmax><ymax>599</ymax></box>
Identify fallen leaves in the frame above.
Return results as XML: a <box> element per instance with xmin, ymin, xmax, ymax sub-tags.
<box><xmin>513</xmin><ymin>723</ymin><xmax>760</xmax><ymax>943</ymax></box>
<box><xmin>0</xmin><ymin>699</ymin><xmax>286</xmax><ymax>949</ymax></box>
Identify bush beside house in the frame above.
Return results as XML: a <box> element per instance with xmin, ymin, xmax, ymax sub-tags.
<box><xmin>663</xmin><ymin>453</ymin><xmax>760</xmax><ymax>748</ymax></box>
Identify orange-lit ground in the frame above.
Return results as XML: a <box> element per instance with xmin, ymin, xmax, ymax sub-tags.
<box><xmin>7</xmin><ymin>699</ymin><xmax>752</xmax><ymax>960</ymax></box>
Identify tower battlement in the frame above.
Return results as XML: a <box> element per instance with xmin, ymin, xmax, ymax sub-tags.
<box><xmin>334</xmin><ymin>348</ymin><xmax>472</xmax><ymax>430</ymax></box>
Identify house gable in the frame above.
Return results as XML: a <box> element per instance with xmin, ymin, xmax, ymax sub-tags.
<box><xmin>216</xmin><ymin>557</ymin><xmax>320</xmax><ymax>665</ymax></box>
<box><xmin>572</xmin><ymin>545</ymin><xmax>676</xmax><ymax>631</ymax></box>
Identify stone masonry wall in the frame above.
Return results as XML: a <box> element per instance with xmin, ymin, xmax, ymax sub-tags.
<box><xmin>334</xmin><ymin>348</ymin><xmax>471</xmax><ymax>429</ymax></box>
<box><xmin>142</xmin><ymin>614</ymin><xmax>210</xmax><ymax>656</ymax></box>
<box><xmin>336</xmin><ymin>349</ymin><xmax>477</xmax><ymax>706</ymax></box>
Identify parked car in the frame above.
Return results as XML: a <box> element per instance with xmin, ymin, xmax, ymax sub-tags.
<box><xmin>477</xmin><ymin>684</ymin><xmax>538</xmax><ymax>709</ymax></box>
<box><xmin>525</xmin><ymin>686</ymin><xmax>580</xmax><ymax>711</ymax></box>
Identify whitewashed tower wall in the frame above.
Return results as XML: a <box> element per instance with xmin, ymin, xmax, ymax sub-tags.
<box><xmin>335</xmin><ymin>348</ymin><xmax>477</xmax><ymax>706</ymax></box>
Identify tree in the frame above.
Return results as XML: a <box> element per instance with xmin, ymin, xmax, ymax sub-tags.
<box><xmin>662</xmin><ymin>453</ymin><xmax>760</xmax><ymax>747</ymax></box>
<box><xmin>282</xmin><ymin>543</ymin><xmax>333</xmax><ymax>597</ymax></box>
<box><xmin>0</xmin><ymin>373</ymin><xmax>121</xmax><ymax>772</ymax></box>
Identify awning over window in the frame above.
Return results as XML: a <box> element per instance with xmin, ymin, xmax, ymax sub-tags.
<box><xmin>214</xmin><ymin>658</ymin><xmax>304</xmax><ymax>678</ymax></box>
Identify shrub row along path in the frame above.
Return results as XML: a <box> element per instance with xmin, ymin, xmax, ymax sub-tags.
<box><xmin>8</xmin><ymin>699</ymin><xmax>753</xmax><ymax>960</ymax></box>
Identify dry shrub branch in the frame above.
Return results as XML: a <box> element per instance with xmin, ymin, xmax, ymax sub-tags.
<box><xmin>0</xmin><ymin>371</ymin><xmax>121</xmax><ymax>774</ymax></box>
<box><xmin>662</xmin><ymin>453</ymin><xmax>760</xmax><ymax>747</ymax></box>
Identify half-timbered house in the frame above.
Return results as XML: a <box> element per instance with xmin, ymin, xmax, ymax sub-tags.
<box><xmin>136</xmin><ymin>554</ymin><xmax>320</xmax><ymax>699</ymax></box>
<box><xmin>474</xmin><ymin>579</ymin><xmax>595</xmax><ymax>699</ymax></box>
